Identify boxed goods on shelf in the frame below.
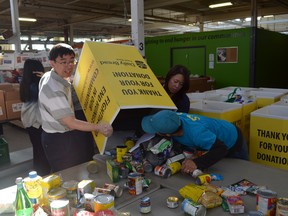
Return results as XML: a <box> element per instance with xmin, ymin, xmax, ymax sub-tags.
<box><xmin>250</xmin><ymin>105</ymin><xmax>288</xmax><ymax>170</ymax></box>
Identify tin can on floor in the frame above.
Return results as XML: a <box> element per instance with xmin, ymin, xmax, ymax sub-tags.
<box><xmin>167</xmin><ymin>196</ymin><xmax>179</xmax><ymax>209</ymax></box>
<box><xmin>50</xmin><ymin>200</ymin><xmax>70</xmax><ymax>216</ymax></box>
<box><xmin>127</xmin><ymin>172</ymin><xmax>143</xmax><ymax>195</ymax></box>
<box><xmin>154</xmin><ymin>165</ymin><xmax>172</xmax><ymax>178</ymax></box>
<box><xmin>256</xmin><ymin>189</ymin><xmax>277</xmax><ymax>216</ymax></box>
<box><xmin>94</xmin><ymin>194</ymin><xmax>114</xmax><ymax>212</ymax></box>
<box><xmin>276</xmin><ymin>198</ymin><xmax>288</xmax><ymax>216</ymax></box>
<box><xmin>139</xmin><ymin>196</ymin><xmax>151</xmax><ymax>213</ymax></box>
<box><xmin>181</xmin><ymin>198</ymin><xmax>206</xmax><ymax>216</ymax></box>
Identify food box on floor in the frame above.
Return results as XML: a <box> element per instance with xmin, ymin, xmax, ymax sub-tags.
<box><xmin>250</xmin><ymin>105</ymin><xmax>288</xmax><ymax>170</ymax></box>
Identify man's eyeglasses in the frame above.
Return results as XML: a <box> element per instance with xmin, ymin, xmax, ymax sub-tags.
<box><xmin>55</xmin><ymin>59</ymin><xmax>77</xmax><ymax>66</ymax></box>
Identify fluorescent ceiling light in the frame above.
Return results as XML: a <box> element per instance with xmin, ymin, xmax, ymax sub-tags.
<box><xmin>209</xmin><ymin>2</ymin><xmax>233</xmax><ymax>8</ymax></box>
<box><xmin>19</xmin><ymin>17</ymin><xmax>37</xmax><ymax>22</ymax></box>
<box><xmin>263</xmin><ymin>15</ymin><xmax>274</xmax><ymax>18</ymax></box>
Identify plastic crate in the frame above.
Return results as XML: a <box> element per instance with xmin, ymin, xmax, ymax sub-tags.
<box><xmin>249</xmin><ymin>91</ymin><xmax>283</xmax><ymax>108</ymax></box>
<box><xmin>250</xmin><ymin>105</ymin><xmax>288</xmax><ymax>170</ymax></box>
<box><xmin>0</xmin><ymin>137</ymin><xmax>10</xmax><ymax>165</ymax></box>
<box><xmin>189</xmin><ymin>100</ymin><xmax>242</xmax><ymax>127</ymax></box>
<box><xmin>186</xmin><ymin>92</ymin><xmax>220</xmax><ymax>103</ymax></box>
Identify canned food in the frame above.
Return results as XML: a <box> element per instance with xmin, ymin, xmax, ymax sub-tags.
<box><xmin>191</xmin><ymin>169</ymin><xmax>203</xmax><ymax>178</ymax></box>
<box><xmin>103</xmin><ymin>183</ymin><xmax>123</xmax><ymax>198</ymax></box>
<box><xmin>127</xmin><ymin>172</ymin><xmax>143</xmax><ymax>195</ymax></box>
<box><xmin>116</xmin><ymin>146</ymin><xmax>128</xmax><ymax>163</ymax></box>
<box><xmin>86</xmin><ymin>161</ymin><xmax>99</xmax><ymax>174</ymax></box>
<box><xmin>48</xmin><ymin>187</ymin><xmax>67</xmax><ymax>204</ymax></box>
<box><xmin>62</xmin><ymin>180</ymin><xmax>78</xmax><ymax>207</ymax></box>
<box><xmin>167</xmin><ymin>196</ymin><xmax>179</xmax><ymax>209</ymax></box>
<box><xmin>125</xmin><ymin>138</ymin><xmax>135</xmax><ymax>150</ymax></box>
<box><xmin>181</xmin><ymin>198</ymin><xmax>206</xmax><ymax>216</ymax></box>
<box><xmin>154</xmin><ymin>165</ymin><xmax>172</xmax><ymax>178</ymax></box>
<box><xmin>195</xmin><ymin>174</ymin><xmax>212</xmax><ymax>185</ymax></box>
<box><xmin>256</xmin><ymin>189</ymin><xmax>277</xmax><ymax>216</ymax></box>
<box><xmin>168</xmin><ymin>161</ymin><xmax>181</xmax><ymax>175</ymax></box>
<box><xmin>140</xmin><ymin>196</ymin><xmax>151</xmax><ymax>213</ymax></box>
<box><xmin>50</xmin><ymin>200</ymin><xmax>70</xmax><ymax>216</ymax></box>
<box><xmin>276</xmin><ymin>198</ymin><xmax>288</xmax><ymax>216</ymax></box>
<box><xmin>143</xmin><ymin>160</ymin><xmax>153</xmax><ymax>173</ymax></box>
<box><xmin>94</xmin><ymin>194</ymin><xmax>114</xmax><ymax>212</ymax></box>
<box><xmin>93</xmin><ymin>187</ymin><xmax>113</xmax><ymax>197</ymax></box>
<box><xmin>83</xmin><ymin>193</ymin><xmax>95</xmax><ymax>212</ymax></box>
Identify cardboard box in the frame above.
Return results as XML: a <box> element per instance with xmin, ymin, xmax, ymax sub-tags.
<box><xmin>0</xmin><ymin>90</ymin><xmax>7</xmax><ymax>121</ymax></box>
<box><xmin>0</xmin><ymin>83</ymin><xmax>13</xmax><ymax>91</ymax></box>
<box><xmin>73</xmin><ymin>42</ymin><xmax>176</xmax><ymax>153</ymax></box>
<box><xmin>5</xmin><ymin>100</ymin><xmax>23</xmax><ymax>119</ymax></box>
<box><xmin>4</xmin><ymin>87</ymin><xmax>22</xmax><ymax>120</ymax></box>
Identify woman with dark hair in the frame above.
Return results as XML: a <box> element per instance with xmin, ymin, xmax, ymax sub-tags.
<box><xmin>163</xmin><ymin>65</ymin><xmax>191</xmax><ymax>113</ymax></box>
<box><xmin>20</xmin><ymin>59</ymin><xmax>51</xmax><ymax>175</ymax></box>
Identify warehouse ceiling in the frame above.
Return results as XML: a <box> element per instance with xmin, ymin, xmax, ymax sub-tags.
<box><xmin>1</xmin><ymin>0</ymin><xmax>288</xmax><ymax>42</ymax></box>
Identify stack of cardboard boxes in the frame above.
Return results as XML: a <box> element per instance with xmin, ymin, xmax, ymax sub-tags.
<box><xmin>0</xmin><ymin>83</ymin><xmax>22</xmax><ymax>165</ymax></box>
<box><xmin>0</xmin><ymin>83</ymin><xmax>22</xmax><ymax>121</ymax></box>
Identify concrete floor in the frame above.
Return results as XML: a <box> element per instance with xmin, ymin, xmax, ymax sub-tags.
<box><xmin>0</xmin><ymin>122</ymin><xmax>33</xmax><ymax>189</ymax></box>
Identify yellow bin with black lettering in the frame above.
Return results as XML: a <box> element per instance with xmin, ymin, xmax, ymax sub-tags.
<box><xmin>250</xmin><ymin>105</ymin><xmax>288</xmax><ymax>170</ymax></box>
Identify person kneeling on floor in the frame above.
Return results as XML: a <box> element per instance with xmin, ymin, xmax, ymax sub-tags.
<box><xmin>141</xmin><ymin>110</ymin><xmax>248</xmax><ymax>174</ymax></box>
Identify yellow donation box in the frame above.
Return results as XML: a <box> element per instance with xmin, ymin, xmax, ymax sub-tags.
<box><xmin>250</xmin><ymin>105</ymin><xmax>288</xmax><ymax>170</ymax></box>
<box><xmin>73</xmin><ymin>42</ymin><xmax>176</xmax><ymax>154</ymax></box>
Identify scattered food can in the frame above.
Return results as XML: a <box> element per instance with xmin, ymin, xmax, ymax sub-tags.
<box><xmin>94</xmin><ymin>194</ymin><xmax>114</xmax><ymax>212</ymax></box>
<box><xmin>62</xmin><ymin>180</ymin><xmax>78</xmax><ymax>207</ymax></box>
<box><xmin>256</xmin><ymin>189</ymin><xmax>277</xmax><ymax>216</ymax></box>
<box><xmin>143</xmin><ymin>160</ymin><xmax>153</xmax><ymax>173</ymax></box>
<box><xmin>168</xmin><ymin>161</ymin><xmax>182</xmax><ymax>175</ymax></box>
<box><xmin>86</xmin><ymin>161</ymin><xmax>99</xmax><ymax>174</ymax></box>
<box><xmin>195</xmin><ymin>174</ymin><xmax>212</xmax><ymax>185</ymax></box>
<box><xmin>127</xmin><ymin>172</ymin><xmax>143</xmax><ymax>195</ymax></box>
<box><xmin>119</xmin><ymin>165</ymin><xmax>129</xmax><ymax>179</ymax></box>
<box><xmin>139</xmin><ymin>196</ymin><xmax>151</xmax><ymax>214</ymax></box>
<box><xmin>181</xmin><ymin>198</ymin><xmax>206</xmax><ymax>216</ymax></box>
<box><xmin>276</xmin><ymin>198</ymin><xmax>288</xmax><ymax>216</ymax></box>
<box><xmin>116</xmin><ymin>146</ymin><xmax>128</xmax><ymax>163</ymax></box>
<box><xmin>154</xmin><ymin>165</ymin><xmax>172</xmax><ymax>178</ymax></box>
<box><xmin>103</xmin><ymin>183</ymin><xmax>123</xmax><ymax>198</ymax></box>
<box><xmin>50</xmin><ymin>199</ymin><xmax>70</xmax><ymax>216</ymax></box>
<box><xmin>83</xmin><ymin>193</ymin><xmax>95</xmax><ymax>212</ymax></box>
<box><xmin>93</xmin><ymin>187</ymin><xmax>113</xmax><ymax>197</ymax></box>
<box><xmin>167</xmin><ymin>196</ymin><xmax>179</xmax><ymax>209</ymax></box>
<box><xmin>191</xmin><ymin>169</ymin><xmax>203</xmax><ymax>179</ymax></box>
<box><xmin>48</xmin><ymin>187</ymin><xmax>67</xmax><ymax>204</ymax></box>
<box><xmin>125</xmin><ymin>138</ymin><xmax>135</xmax><ymax>150</ymax></box>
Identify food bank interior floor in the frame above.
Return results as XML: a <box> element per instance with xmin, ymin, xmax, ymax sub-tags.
<box><xmin>0</xmin><ymin>122</ymin><xmax>33</xmax><ymax>190</ymax></box>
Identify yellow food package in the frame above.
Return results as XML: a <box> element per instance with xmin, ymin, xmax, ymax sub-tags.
<box><xmin>179</xmin><ymin>183</ymin><xmax>206</xmax><ymax>203</ymax></box>
<box><xmin>198</xmin><ymin>191</ymin><xmax>222</xmax><ymax>208</ymax></box>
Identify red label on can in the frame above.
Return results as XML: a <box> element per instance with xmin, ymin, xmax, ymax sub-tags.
<box><xmin>128</xmin><ymin>173</ymin><xmax>142</xmax><ymax>195</ymax></box>
<box><xmin>256</xmin><ymin>189</ymin><xmax>277</xmax><ymax>216</ymax></box>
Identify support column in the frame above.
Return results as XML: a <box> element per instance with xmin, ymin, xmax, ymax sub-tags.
<box><xmin>70</xmin><ymin>25</ymin><xmax>74</xmax><ymax>46</ymax></box>
<box><xmin>9</xmin><ymin>0</ymin><xmax>21</xmax><ymax>52</ymax></box>
<box><xmin>249</xmin><ymin>0</ymin><xmax>257</xmax><ymax>87</ymax></box>
<box><xmin>131</xmin><ymin>0</ymin><xmax>145</xmax><ymax>58</ymax></box>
